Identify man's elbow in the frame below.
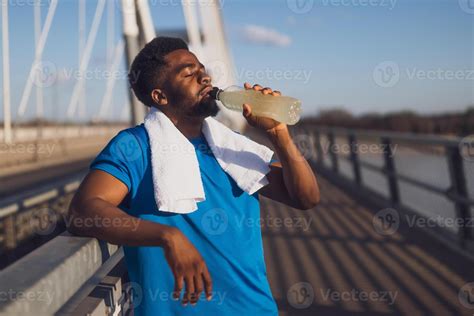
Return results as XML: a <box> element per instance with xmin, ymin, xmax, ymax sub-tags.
<box><xmin>66</xmin><ymin>202</ymin><xmax>90</xmax><ymax>237</ymax></box>
<box><xmin>299</xmin><ymin>199</ymin><xmax>319</xmax><ymax>211</ymax></box>
<box><xmin>295</xmin><ymin>193</ymin><xmax>320</xmax><ymax>210</ymax></box>
<box><xmin>65</xmin><ymin>210</ymin><xmax>83</xmax><ymax>236</ymax></box>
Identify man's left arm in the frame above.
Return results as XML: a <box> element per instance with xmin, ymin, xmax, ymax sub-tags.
<box><xmin>241</xmin><ymin>82</ymin><xmax>320</xmax><ymax>210</ymax></box>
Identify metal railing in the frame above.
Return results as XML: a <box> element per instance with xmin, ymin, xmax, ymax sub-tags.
<box><xmin>0</xmin><ymin>173</ymin><xmax>132</xmax><ymax>315</ymax></box>
<box><xmin>0</xmin><ymin>232</ymin><xmax>128</xmax><ymax>315</ymax></box>
<box><xmin>0</xmin><ymin>172</ymin><xmax>85</xmax><ymax>257</ymax></box>
<box><xmin>294</xmin><ymin>124</ymin><xmax>474</xmax><ymax>248</ymax></box>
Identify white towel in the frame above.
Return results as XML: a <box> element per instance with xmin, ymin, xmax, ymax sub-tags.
<box><xmin>144</xmin><ymin>107</ymin><xmax>275</xmax><ymax>214</ymax></box>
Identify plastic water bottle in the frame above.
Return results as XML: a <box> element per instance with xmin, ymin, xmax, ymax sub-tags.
<box><xmin>209</xmin><ymin>86</ymin><xmax>302</xmax><ymax>125</ymax></box>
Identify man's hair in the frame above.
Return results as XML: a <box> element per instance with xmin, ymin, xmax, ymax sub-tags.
<box><xmin>128</xmin><ymin>36</ymin><xmax>189</xmax><ymax>107</ymax></box>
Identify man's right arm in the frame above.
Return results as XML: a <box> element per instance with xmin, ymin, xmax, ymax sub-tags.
<box><xmin>67</xmin><ymin>169</ymin><xmax>174</xmax><ymax>246</ymax></box>
<box><xmin>67</xmin><ymin>169</ymin><xmax>212</xmax><ymax>305</ymax></box>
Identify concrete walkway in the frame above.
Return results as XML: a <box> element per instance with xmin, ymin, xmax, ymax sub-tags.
<box><xmin>260</xmin><ymin>176</ymin><xmax>474</xmax><ymax>315</ymax></box>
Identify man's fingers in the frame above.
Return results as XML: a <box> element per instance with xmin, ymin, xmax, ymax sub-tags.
<box><xmin>262</xmin><ymin>87</ymin><xmax>272</xmax><ymax>95</ymax></box>
<box><xmin>193</xmin><ymin>275</ymin><xmax>204</xmax><ymax>305</ymax></box>
<box><xmin>245</xmin><ymin>83</ymin><xmax>280</xmax><ymax>96</ymax></box>
<box><xmin>172</xmin><ymin>275</ymin><xmax>184</xmax><ymax>301</ymax></box>
<box><xmin>202</xmin><ymin>266</ymin><xmax>213</xmax><ymax>301</ymax></box>
<box><xmin>242</xmin><ymin>103</ymin><xmax>252</xmax><ymax>118</ymax></box>
<box><xmin>182</xmin><ymin>276</ymin><xmax>195</xmax><ymax>306</ymax></box>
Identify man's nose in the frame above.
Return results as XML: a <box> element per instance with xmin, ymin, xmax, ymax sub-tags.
<box><xmin>199</xmin><ymin>71</ymin><xmax>212</xmax><ymax>85</ymax></box>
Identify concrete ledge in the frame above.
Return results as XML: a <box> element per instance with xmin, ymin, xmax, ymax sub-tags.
<box><xmin>57</xmin><ymin>248</ymin><xmax>127</xmax><ymax>316</ymax></box>
<box><xmin>0</xmin><ymin>232</ymin><xmax>118</xmax><ymax>315</ymax></box>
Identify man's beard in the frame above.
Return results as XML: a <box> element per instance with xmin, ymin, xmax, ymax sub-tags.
<box><xmin>188</xmin><ymin>96</ymin><xmax>220</xmax><ymax>118</ymax></box>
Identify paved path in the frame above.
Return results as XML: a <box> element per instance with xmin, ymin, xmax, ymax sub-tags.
<box><xmin>241</xmin><ymin>126</ymin><xmax>474</xmax><ymax>315</ymax></box>
<box><xmin>260</xmin><ymin>176</ymin><xmax>474</xmax><ymax>316</ymax></box>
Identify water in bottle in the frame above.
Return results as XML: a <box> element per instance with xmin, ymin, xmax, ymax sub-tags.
<box><xmin>209</xmin><ymin>86</ymin><xmax>302</xmax><ymax>125</ymax></box>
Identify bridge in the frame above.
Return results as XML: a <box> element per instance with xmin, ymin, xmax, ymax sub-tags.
<box><xmin>1</xmin><ymin>1</ymin><xmax>474</xmax><ymax>315</ymax></box>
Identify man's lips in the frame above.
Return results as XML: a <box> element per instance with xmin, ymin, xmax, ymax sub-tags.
<box><xmin>199</xmin><ymin>86</ymin><xmax>213</xmax><ymax>97</ymax></box>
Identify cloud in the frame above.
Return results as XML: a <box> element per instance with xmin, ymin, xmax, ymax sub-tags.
<box><xmin>241</xmin><ymin>24</ymin><xmax>292</xmax><ymax>47</ymax></box>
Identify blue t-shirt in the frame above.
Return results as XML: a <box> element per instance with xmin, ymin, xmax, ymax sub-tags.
<box><xmin>90</xmin><ymin>124</ymin><xmax>278</xmax><ymax>316</ymax></box>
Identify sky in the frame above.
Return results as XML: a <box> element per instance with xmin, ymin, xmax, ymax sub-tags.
<box><xmin>0</xmin><ymin>0</ymin><xmax>473</xmax><ymax>122</ymax></box>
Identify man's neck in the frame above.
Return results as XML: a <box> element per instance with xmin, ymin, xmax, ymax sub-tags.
<box><xmin>153</xmin><ymin>106</ymin><xmax>205</xmax><ymax>139</ymax></box>
<box><xmin>168</xmin><ymin>114</ymin><xmax>204</xmax><ymax>139</ymax></box>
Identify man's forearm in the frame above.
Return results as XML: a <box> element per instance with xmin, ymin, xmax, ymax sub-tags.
<box><xmin>267</xmin><ymin>125</ymin><xmax>320</xmax><ymax>208</ymax></box>
<box><xmin>67</xmin><ymin>197</ymin><xmax>175</xmax><ymax>248</ymax></box>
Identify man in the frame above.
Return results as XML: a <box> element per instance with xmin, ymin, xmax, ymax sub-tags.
<box><xmin>67</xmin><ymin>37</ymin><xmax>319</xmax><ymax>315</ymax></box>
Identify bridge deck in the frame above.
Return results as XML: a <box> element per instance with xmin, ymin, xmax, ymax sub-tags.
<box><xmin>2</xmin><ymin>128</ymin><xmax>473</xmax><ymax>315</ymax></box>
<box><xmin>260</xmin><ymin>175</ymin><xmax>474</xmax><ymax>316</ymax></box>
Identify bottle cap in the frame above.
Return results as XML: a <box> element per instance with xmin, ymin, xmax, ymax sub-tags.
<box><xmin>209</xmin><ymin>87</ymin><xmax>221</xmax><ymax>100</ymax></box>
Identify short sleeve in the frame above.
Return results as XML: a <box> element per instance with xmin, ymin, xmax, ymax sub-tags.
<box><xmin>269</xmin><ymin>156</ymin><xmax>280</xmax><ymax>165</ymax></box>
<box><xmin>90</xmin><ymin>130</ymin><xmax>143</xmax><ymax>192</ymax></box>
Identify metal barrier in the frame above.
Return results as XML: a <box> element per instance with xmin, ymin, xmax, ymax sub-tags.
<box><xmin>0</xmin><ymin>172</ymin><xmax>85</xmax><ymax>259</ymax></box>
<box><xmin>294</xmin><ymin>125</ymin><xmax>474</xmax><ymax>249</ymax></box>
<box><xmin>0</xmin><ymin>232</ymin><xmax>130</xmax><ymax>315</ymax></box>
<box><xmin>0</xmin><ymin>172</ymin><xmax>134</xmax><ymax>315</ymax></box>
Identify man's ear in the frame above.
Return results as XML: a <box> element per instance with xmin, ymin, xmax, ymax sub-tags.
<box><xmin>151</xmin><ymin>88</ymin><xmax>168</xmax><ymax>106</ymax></box>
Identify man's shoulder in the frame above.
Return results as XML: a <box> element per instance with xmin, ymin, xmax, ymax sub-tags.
<box><xmin>115</xmin><ymin>123</ymin><xmax>149</xmax><ymax>149</ymax></box>
<box><xmin>120</xmin><ymin>123</ymin><xmax>147</xmax><ymax>140</ymax></box>
<box><xmin>102</xmin><ymin>124</ymin><xmax>149</xmax><ymax>166</ymax></box>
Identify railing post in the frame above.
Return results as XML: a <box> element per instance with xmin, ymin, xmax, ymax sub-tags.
<box><xmin>381</xmin><ymin>137</ymin><xmax>400</xmax><ymax>205</ymax></box>
<box><xmin>314</xmin><ymin>130</ymin><xmax>324</xmax><ymax>165</ymax></box>
<box><xmin>3</xmin><ymin>215</ymin><xmax>16</xmax><ymax>250</ymax></box>
<box><xmin>349</xmin><ymin>133</ymin><xmax>362</xmax><ymax>185</ymax></box>
<box><xmin>328</xmin><ymin>131</ymin><xmax>339</xmax><ymax>173</ymax></box>
<box><xmin>446</xmin><ymin>146</ymin><xmax>471</xmax><ymax>247</ymax></box>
